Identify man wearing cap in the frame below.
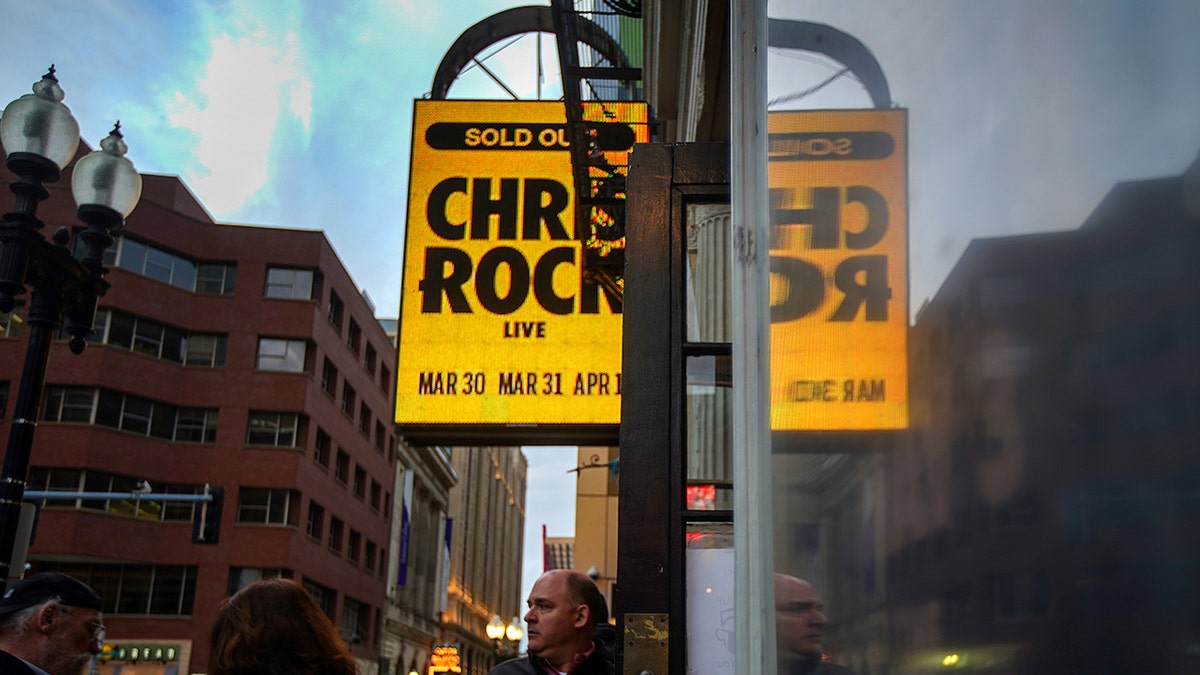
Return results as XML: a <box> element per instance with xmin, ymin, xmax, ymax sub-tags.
<box><xmin>0</xmin><ymin>572</ymin><xmax>105</xmax><ymax>675</ymax></box>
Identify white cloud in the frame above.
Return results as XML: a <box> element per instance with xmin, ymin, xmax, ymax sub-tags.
<box><xmin>164</xmin><ymin>7</ymin><xmax>312</xmax><ymax>218</ymax></box>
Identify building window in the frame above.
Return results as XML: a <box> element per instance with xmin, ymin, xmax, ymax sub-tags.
<box><xmin>379</xmin><ymin>366</ymin><xmax>391</xmax><ymax>395</ymax></box>
<box><xmin>365</xmin><ymin>540</ymin><xmax>377</xmax><ymax>572</ymax></box>
<box><xmin>341</xmin><ymin>383</ymin><xmax>356</xmax><ymax>416</ymax></box>
<box><xmin>196</xmin><ymin>262</ymin><xmax>237</xmax><ymax>295</ymax></box>
<box><xmin>993</xmin><ymin>572</ymin><xmax>1049</xmax><ymax>620</ymax></box>
<box><xmin>322</xmin><ymin>359</ymin><xmax>338</xmax><ymax>396</ymax></box>
<box><xmin>341</xmin><ymin>596</ymin><xmax>368</xmax><ymax>644</ymax></box>
<box><xmin>98</xmin><ymin>310</ymin><xmax>185</xmax><ymax>362</ymax></box>
<box><xmin>0</xmin><ymin>305</ymin><xmax>22</xmax><ymax>338</ymax></box>
<box><xmin>978</xmin><ymin>275</ymin><xmax>1026</xmax><ymax>308</ymax></box>
<box><xmin>183</xmin><ymin>333</ymin><xmax>228</xmax><ymax>367</ymax></box>
<box><xmin>335</xmin><ymin>450</ymin><xmax>350</xmax><ymax>483</ymax></box>
<box><xmin>328</xmin><ymin>291</ymin><xmax>344</xmax><ymax>331</ymax></box>
<box><xmin>228</xmin><ymin>568</ymin><xmax>289</xmax><ymax>596</ymax></box>
<box><xmin>265</xmin><ymin>267</ymin><xmax>314</xmax><ymax>300</ymax></box>
<box><xmin>359</xmin><ymin>402</ymin><xmax>371</xmax><ymax>435</ymax></box>
<box><xmin>38</xmin><ymin>562</ymin><xmax>197</xmax><ymax>616</ymax></box>
<box><xmin>107</xmin><ymin>236</ymin><xmax>198</xmax><ymax>291</ymax></box>
<box><xmin>256</xmin><ymin>338</ymin><xmax>307</xmax><ymax>372</ymax></box>
<box><xmin>364</xmin><ymin>343</ymin><xmax>377</xmax><ymax>377</ymax></box>
<box><xmin>374</xmin><ymin>421</ymin><xmax>385</xmax><ymax>452</ymax></box>
<box><xmin>370</xmin><ymin>480</ymin><xmax>381</xmax><ymax>512</ymax></box>
<box><xmin>173</xmin><ymin>408</ymin><xmax>218</xmax><ymax>443</ymax></box>
<box><xmin>328</xmin><ymin>516</ymin><xmax>344</xmax><ymax>553</ymax></box>
<box><xmin>307</xmin><ymin>501</ymin><xmax>325</xmax><ymax>540</ymax></box>
<box><xmin>247</xmin><ymin>411</ymin><xmax>300</xmax><ymax>447</ymax></box>
<box><xmin>90</xmin><ymin>308</ymin><xmax>224</xmax><ymax>367</ymax></box>
<box><xmin>43</xmin><ymin>386</ymin><xmax>98</xmax><ymax>423</ymax></box>
<box><xmin>314</xmin><ymin>428</ymin><xmax>331</xmax><ymax>468</ymax></box>
<box><xmin>236</xmin><ymin>488</ymin><xmax>296</xmax><ymax>525</ymax></box>
<box><xmin>981</xmin><ymin>343</ymin><xmax>1034</xmax><ymax>379</ymax></box>
<box><xmin>353</xmin><ymin>467</ymin><xmax>366</xmax><ymax>500</ymax></box>
<box><xmin>302</xmin><ymin>578</ymin><xmax>335</xmax><ymax>618</ymax></box>
<box><xmin>348</xmin><ymin>530</ymin><xmax>362</xmax><ymax>563</ymax></box>
<box><xmin>347</xmin><ymin>319</ymin><xmax>362</xmax><ymax>355</ymax></box>
<box><xmin>378</xmin><ymin>547</ymin><xmax>387</xmax><ymax>578</ymax></box>
<box><xmin>43</xmin><ymin>387</ymin><xmax>217</xmax><ymax>443</ymax></box>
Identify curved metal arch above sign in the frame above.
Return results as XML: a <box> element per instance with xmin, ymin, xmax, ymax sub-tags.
<box><xmin>768</xmin><ymin>19</ymin><xmax>893</xmax><ymax>110</ymax></box>
<box><xmin>430</xmin><ymin>5</ymin><xmax>633</xmax><ymax>100</ymax></box>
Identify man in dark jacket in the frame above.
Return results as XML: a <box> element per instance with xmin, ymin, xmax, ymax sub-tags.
<box><xmin>0</xmin><ymin>572</ymin><xmax>105</xmax><ymax>675</ymax></box>
<box><xmin>776</xmin><ymin>574</ymin><xmax>856</xmax><ymax>675</ymax></box>
<box><xmin>489</xmin><ymin>569</ymin><xmax>613</xmax><ymax>675</ymax></box>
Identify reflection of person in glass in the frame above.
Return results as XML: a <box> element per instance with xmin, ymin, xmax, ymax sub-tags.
<box><xmin>775</xmin><ymin>574</ymin><xmax>855</xmax><ymax>675</ymax></box>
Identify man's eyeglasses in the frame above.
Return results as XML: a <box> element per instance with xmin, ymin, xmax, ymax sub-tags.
<box><xmin>59</xmin><ymin>606</ymin><xmax>106</xmax><ymax>638</ymax></box>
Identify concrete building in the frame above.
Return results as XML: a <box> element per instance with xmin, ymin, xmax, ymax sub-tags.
<box><xmin>381</xmin><ymin>443</ymin><xmax>456</xmax><ymax>675</ymax></box>
<box><xmin>440</xmin><ymin>446</ymin><xmax>527</xmax><ymax>675</ymax></box>
<box><xmin>0</xmin><ymin>154</ymin><xmax>450</xmax><ymax>675</ymax></box>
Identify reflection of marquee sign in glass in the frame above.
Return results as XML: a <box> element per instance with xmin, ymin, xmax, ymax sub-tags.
<box><xmin>768</xmin><ymin>109</ymin><xmax>909</xmax><ymax>431</ymax></box>
<box><xmin>395</xmin><ymin>100</ymin><xmax>648</xmax><ymax>432</ymax></box>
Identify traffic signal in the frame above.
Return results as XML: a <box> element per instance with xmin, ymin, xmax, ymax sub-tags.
<box><xmin>192</xmin><ymin>485</ymin><xmax>223</xmax><ymax>544</ymax></box>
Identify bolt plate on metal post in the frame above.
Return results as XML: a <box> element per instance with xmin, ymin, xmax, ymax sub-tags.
<box><xmin>623</xmin><ymin>613</ymin><xmax>668</xmax><ymax>675</ymax></box>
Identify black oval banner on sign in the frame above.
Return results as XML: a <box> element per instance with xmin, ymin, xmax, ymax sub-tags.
<box><xmin>426</xmin><ymin>122</ymin><xmax>637</xmax><ymax>151</ymax></box>
<box><xmin>767</xmin><ymin>131</ymin><xmax>894</xmax><ymax>161</ymax></box>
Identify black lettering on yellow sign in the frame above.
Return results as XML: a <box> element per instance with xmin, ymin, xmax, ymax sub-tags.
<box><xmin>427</xmin><ymin>177</ymin><xmax>570</xmax><ymax>241</ymax></box>
<box><xmin>789</xmin><ymin>379</ymin><xmax>886</xmax><ymax>402</ymax></box>
<box><xmin>419</xmin><ymin>176</ymin><xmax>621</xmax><ymax>316</ymax></box>
<box><xmin>770</xmin><ymin>185</ymin><xmax>893</xmax><ymax>322</ymax></box>
<box><xmin>416</xmin><ymin>371</ymin><xmax>615</xmax><ymax>396</ymax></box>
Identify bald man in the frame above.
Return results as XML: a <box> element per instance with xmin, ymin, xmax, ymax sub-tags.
<box><xmin>489</xmin><ymin>569</ymin><xmax>613</xmax><ymax>675</ymax></box>
<box><xmin>775</xmin><ymin>574</ymin><xmax>856</xmax><ymax>675</ymax></box>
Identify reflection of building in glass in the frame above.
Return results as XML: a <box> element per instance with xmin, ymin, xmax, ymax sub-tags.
<box><xmin>879</xmin><ymin>156</ymin><xmax>1200</xmax><ymax>672</ymax></box>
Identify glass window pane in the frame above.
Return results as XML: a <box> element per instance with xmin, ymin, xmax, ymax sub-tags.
<box><xmin>117</xmin><ymin>238</ymin><xmax>147</xmax><ymax>273</ymax></box>
<box><xmin>172</xmin><ymin>257</ymin><xmax>196</xmax><ymax>291</ymax></box>
<box><xmin>117</xmin><ymin>566</ymin><xmax>152</xmax><ymax>614</ymax></box>
<box><xmin>686</xmin><ymin>354</ymin><xmax>732</xmax><ymax>510</ymax></box>
<box><xmin>685</xmin><ymin>522</ymin><xmax>734</xmax><ymax>674</ymax></box>
<box><xmin>685</xmin><ymin>203</ymin><xmax>732</xmax><ymax>343</ymax></box>
<box><xmin>144</xmin><ymin>247</ymin><xmax>174</xmax><ymax>284</ymax></box>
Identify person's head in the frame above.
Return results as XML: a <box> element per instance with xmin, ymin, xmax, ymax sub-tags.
<box><xmin>523</xmin><ymin>570</ymin><xmax>604</xmax><ymax>669</ymax></box>
<box><xmin>208</xmin><ymin>577</ymin><xmax>357</xmax><ymax>675</ymax></box>
<box><xmin>0</xmin><ymin>572</ymin><xmax>104</xmax><ymax>675</ymax></box>
<box><xmin>774</xmin><ymin>574</ymin><xmax>829</xmax><ymax>660</ymax></box>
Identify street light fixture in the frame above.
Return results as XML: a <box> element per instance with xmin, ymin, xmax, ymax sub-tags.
<box><xmin>0</xmin><ymin>67</ymin><xmax>141</xmax><ymax>591</ymax></box>
<box><xmin>486</xmin><ymin>614</ymin><xmax>523</xmax><ymax>659</ymax></box>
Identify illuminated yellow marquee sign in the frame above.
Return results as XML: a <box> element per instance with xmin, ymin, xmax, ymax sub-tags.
<box><xmin>396</xmin><ymin>100</ymin><xmax>648</xmax><ymax>426</ymax></box>
<box><xmin>768</xmin><ymin>109</ymin><xmax>909</xmax><ymax>431</ymax></box>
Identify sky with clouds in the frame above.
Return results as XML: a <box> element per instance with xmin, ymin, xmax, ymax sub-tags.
<box><xmin>2</xmin><ymin>0</ymin><xmax>1197</xmax><ymax>625</ymax></box>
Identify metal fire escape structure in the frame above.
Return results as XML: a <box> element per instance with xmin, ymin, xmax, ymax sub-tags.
<box><xmin>549</xmin><ymin>0</ymin><xmax>642</xmax><ymax>308</ymax></box>
<box><xmin>429</xmin><ymin>1</ymin><xmax>642</xmax><ymax>308</ymax></box>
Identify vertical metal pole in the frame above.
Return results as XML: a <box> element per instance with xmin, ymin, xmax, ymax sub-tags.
<box><xmin>0</xmin><ymin>283</ymin><xmax>62</xmax><ymax>591</ymax></box>
<box><xmin>730</xmin><ymin>1</ymin><xmax>775</xmax><ymax>675</ymax></box>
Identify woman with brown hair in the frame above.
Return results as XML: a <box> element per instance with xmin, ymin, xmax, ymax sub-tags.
<box><xmin>207</xmin><ymin>578</ymin><xmax>358</xmax><ymax>675</ymax></box>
